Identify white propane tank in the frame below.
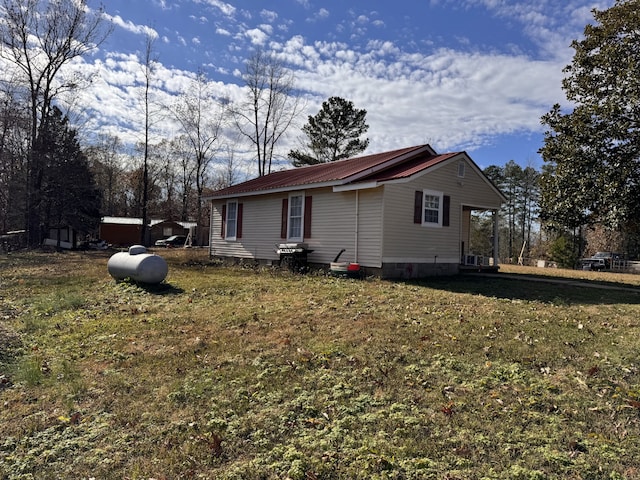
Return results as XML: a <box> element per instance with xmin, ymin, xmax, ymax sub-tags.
<box><xmin>107</xmin><ymin>245</ymin><xmax>168</xmax><ymax>284</ymax></box>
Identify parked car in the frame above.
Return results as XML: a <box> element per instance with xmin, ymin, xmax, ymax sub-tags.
<box><xmin>155</xmin><ymin>235</ymin><xmax>186</xmax><ymax>247</ymax></box>
<box><xmin>85</xmin><ymin>239</ymin><xmax>109</xmax><ymax>250</ymax></box>
<box><xmin>580</xmin><ymin>251</ymin><xmax>623</xmax><ymax>270</ymax></box>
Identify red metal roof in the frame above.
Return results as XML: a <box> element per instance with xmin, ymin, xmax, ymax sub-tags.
<box><xmin>208</xmin><ymin>145</ymin><xmax>460</xmax><ymax>198</ymax></box>
<box><xmin>363</xmin><ymin>152</ymin><xmax>461</xmax><ymax>182</ymax></box>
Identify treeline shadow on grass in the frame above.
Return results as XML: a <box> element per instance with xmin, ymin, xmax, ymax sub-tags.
<box><xmin>415</xmin><ymin>273</ymin><xmax>640</xmax><ymax>305</ymax></box>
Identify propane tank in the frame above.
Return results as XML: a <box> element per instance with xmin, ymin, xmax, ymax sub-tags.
<box><xmin>107</xmin><ymin>245</ymin><xmax>168</xmax><ymax>284</ymax></box>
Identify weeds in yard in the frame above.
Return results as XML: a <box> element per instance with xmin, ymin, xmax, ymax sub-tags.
<box><xmin>13</xmin><ymin>354</ymin><xmax>45</xmax><ymax>386</ymax></box>
<box><xmin>1</xmin><ymin>251</ymin><xmax>640</xmax><ymax>478</ymax></box>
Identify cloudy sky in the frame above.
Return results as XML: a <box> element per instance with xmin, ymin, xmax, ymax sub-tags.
<box><xmin>53</xmin><ymin>0</ymin><xmax>614</xmax><ymax>174</ymax></box>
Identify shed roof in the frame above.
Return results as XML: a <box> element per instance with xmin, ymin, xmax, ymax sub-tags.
<box><xmin>101</xmin><ymin>217</ymin><xmax>197</xmax><ymax>228</ymax></box>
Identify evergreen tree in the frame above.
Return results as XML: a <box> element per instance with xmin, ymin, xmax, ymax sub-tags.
<box><xmin>539</xmin><ymin>0</ymin><xmax>640</xmax><ymax>244</ymax></box>
<box><xmin>289</xmin><ymin>96</ymin><xmax>369</xmax><ymax>167</ymax></box>
<box><xmin>40</xmin><ymin>107</ymin><xmax>100</xmax><ymax>241</ymax></box>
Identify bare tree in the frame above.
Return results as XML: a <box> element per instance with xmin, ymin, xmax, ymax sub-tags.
<box><xmin>168</xmin><ymin>71</ymin><xmax>225</xmax><ymax>225</ymax></box>
<box><xmin>139</xmin><ymin>35</ymin><xmax>156</xmax><ymax>245</ymax></box>
<box><xmin>0</xmin><ymin>80</ymin><xmax>30</xmax><ymax>232</ymax></box>
<box><xmin>0</xmin><ymin>0</ymin><xmax>111</xmax><ymax>246</ymax></box>
<box><xmin>213</xmin><ymin>144</ymin><xmax>241</xmax><ymax>190</ymax></box>
<box><xmin>231</xmin><ymin>50</ymin><xmax>302</xmax><ymax>176</ymax></box>
<box><xmin>153</xmin><ymin>136</ymin><xmax>194</xmax><ymax>221</ymax></box>
<box><xmin>85</xmin><ymin>134</ymin><xmax>126</xmax><ymax>216</ymax></box>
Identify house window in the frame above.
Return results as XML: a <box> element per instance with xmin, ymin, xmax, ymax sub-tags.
<box><xmin>288</xmin><ymin>194</ymin><xmax>304</xmax><ymax>241</ymax></box>
<box><xmin>225</xmin><ymin>200</ymin><xmax>238</xmax><ymax>240</ymax></box>
<box><xmin>281</xmin><ymin>194</ymin><xmax>312</xmax><ymax>240</ymax></box>
<box><xmin>423</xmin><ymin>191</ymin><xmax>442</xmax><ymax>226</ymax></box>
<box><xmin>414</xmin><ymin>189</ymin><xmax>449</xmax><ymax>227</ymax></box>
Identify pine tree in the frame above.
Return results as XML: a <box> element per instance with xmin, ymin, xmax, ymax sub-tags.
<box><xmin>40</xmin><ymin>107</ymin><xmax>100</xmax><ymax>242</ymax></box>
<box><xmin>289</xmin><ymin>97</ymin><xmax>369</xmax><ymax>167</ymax></box>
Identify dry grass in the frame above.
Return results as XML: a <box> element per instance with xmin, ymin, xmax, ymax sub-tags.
<box><xmin>499</xmin><ymin>262</ymin><xmax>640</xmax><ymax>287</ymax></box>
<box><xmin>1</xmin><ymin>250</ymin><xmax>640</xmax><ymax>479</ymax></box>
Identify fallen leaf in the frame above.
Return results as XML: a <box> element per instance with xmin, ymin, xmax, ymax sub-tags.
<box><xmin>627</xmin><ymin>399</ymin><xmax>640</xmax><ymax>409</ymax></box>
<box><xmin>441</xmin><ymin>402</ymin><xmax>455</xmax><ymax>417</ymax></box>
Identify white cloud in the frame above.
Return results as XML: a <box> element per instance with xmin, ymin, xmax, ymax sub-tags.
<box><xmin>190</xmin><ymin>15</ymin><xmax>209</xmax><ymax>24</ymax></box>
<box><xmin>259</xmin><ymin>24</ymin><xmax>274</xmax><ymax>35</ymax></box>
<box><xmin>152</xmin><ymin>0</ymin><xmax>171</xmax><ymax>9</ymax></box>
<box><xmin>104</xmin><ymin>13</ymin><xmax>158</xmax><ymax>39</ymax></box>
<box><xmin>245</xmin><ymin>28</ymin><xmax>269</xmax><ymax>46</ymax></box>
<box><xmin>316</xmin><ymin>8</ymin><xmax>330</xmax><ymax>20</ymax></box>
<box><xmin>458</xmin><ymin>0</ymin><xmax>615</xmax><ymax>61</ymax></box>
<box><xmin>306</xmin><ymin>8</ymin><xmax>330</xmax><ymax>23</ymax></box>
<box><xmin>260</xmin><ymin>9</ymin><xmax>278</xmax><ymax>23</ymax></box>
<box><xmin>272</xmin><ymin>36</ymin><xmax>566</xmax><ymax>154</ymax></box>
<box><xmin>193</xmin><ymin>0</ymin><xmax>236</xmax><ymax>17</ymax></box>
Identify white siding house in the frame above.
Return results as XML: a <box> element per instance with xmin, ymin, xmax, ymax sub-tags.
<box><xmin>206</xmin><ymin>145</ymin><xmax>506</xmax><ymax>278</ymax></box>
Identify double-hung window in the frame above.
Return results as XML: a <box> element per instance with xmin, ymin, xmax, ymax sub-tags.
<box><xmin>414</xmin><ymin>189</ymin><xmax>448</xmax><ymax>227</ymax></box>
<box><xmin>288</xmin><ymin>194</ymin><xmax>304</xmax><ymax>241</ymax></box>
<box><xmin>225</xmin><ymin>200</ymin><xmax>238</xmax><ymax>240</ymax></box>
<box><xmin>423</xmin><ymin>192</ymin><xmax>441</xmax><ymax>225</ymax></box>
<box><xmin>281</xmin><ymin>193</ymin><xmax>312</xmax><ymax>241</ymax></box>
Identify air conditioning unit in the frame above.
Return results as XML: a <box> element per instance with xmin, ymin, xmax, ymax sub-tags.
<box><xmin>463</xmin><ymin>254</ymin><xmax>482</xmax><ymax>266</ymax></box>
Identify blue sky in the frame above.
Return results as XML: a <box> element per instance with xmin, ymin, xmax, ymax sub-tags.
<box><xmin>42</xmin><ymin>0</ymin><xmax>617</xmax><ymax>174</ymax></box>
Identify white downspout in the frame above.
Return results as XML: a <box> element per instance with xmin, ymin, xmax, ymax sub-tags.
<box><xmin>493</xmin><ymin>210</ymin><xmax>499</xmax><ymax>266</ymax></box>
<box><xmin>354</xmin><ymin>190</ymin><xmax>359</xmax><ymax>262</ymax></box>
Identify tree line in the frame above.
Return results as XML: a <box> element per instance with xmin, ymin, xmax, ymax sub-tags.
<box><xmin>539</xmin><ymin>0</ymin><xmax>640</xmax><ymax>264</ymax></box>
<box><xmin>0</xmin><ymin>0</ymin><xmax>374</xmax><ymax>247</ymax></box>
<box><xmin>463</xmin><ymin>0</ymin><xmax>640</xmax><ymax>266</ymax></box>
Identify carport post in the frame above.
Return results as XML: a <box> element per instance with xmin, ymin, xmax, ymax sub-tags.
<box><xmin>493</xmin><ymin>210</ymin><xmax>499</xmax><ymax>266</ymax></box>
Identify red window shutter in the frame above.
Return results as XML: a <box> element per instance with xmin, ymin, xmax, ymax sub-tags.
<box><xmin>221</xmin><ymin>204</ymin><xmax>227</xmax><ymax>237</ymax></box>
<box><xmin>443</xmin><ymin>195</ymin><xmax>450</xmax><ymax>227</ymax></box>
<box><xmin>414</xmin><ymin>191</ymin><xmax>423</xmax><ymax>224</ymax></box>
<box><xmin>281</xmin><ymin>198</ymin><xmax>288</xmax><ymax>239</ymax></box>
<box><xmin>237</xmin><ymin>203</ymin><xmax>243</xmax><ymax>238</ymax></box>
<box><xmin>303</xmin><ymin>196</ymin><xmax>312</xmax><ymax>239</ymax></box>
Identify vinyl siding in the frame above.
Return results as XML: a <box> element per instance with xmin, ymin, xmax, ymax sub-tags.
<box><xmin>307</xmin><ymin>188</ymin><xmax>356</xmax><ymax>264</ymax></box>
<box><xmin>210</xmin><ymin>195</ymin><xmax>283</xmax><ymax>260</ymax></box>
<box><xmin>382</xmin><ymin>157</ymin><xmax>502</xmax><ymax>263</ymax></box>
<box><xmin>313</xmin><ymin>187</ymin><xmax>384</xmax><ymax>267</ymax></box>
<box><xmin>209</xmin><ymin>187</ymin><xmax>384</xmax><ymax>267</ymax></box>
<box><xmin>353</xmin><ymin>188</ymin><xmax>383</xmax><ymax>267</ymax></box>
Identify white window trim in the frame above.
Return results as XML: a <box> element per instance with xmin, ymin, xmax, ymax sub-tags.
<box><xmin>422</xmin><ymin>189</ymin><xmax>443</xmax><ymax>228</ymax></box>
<box><xmin>287</xmin><ymin>192</ymin><xmax>305</xmax><ymax>242</ymax></box>
<box><xmin>225</xmin><ymin>200</ymin><xmax>238</xmax><ymax>241</ymax></box>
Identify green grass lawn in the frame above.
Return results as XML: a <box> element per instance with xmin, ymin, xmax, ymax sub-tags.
<box><xmin>1</xmin><ymin>250</ymin><xmax>640</xmax><ymax>479</ymax></box>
